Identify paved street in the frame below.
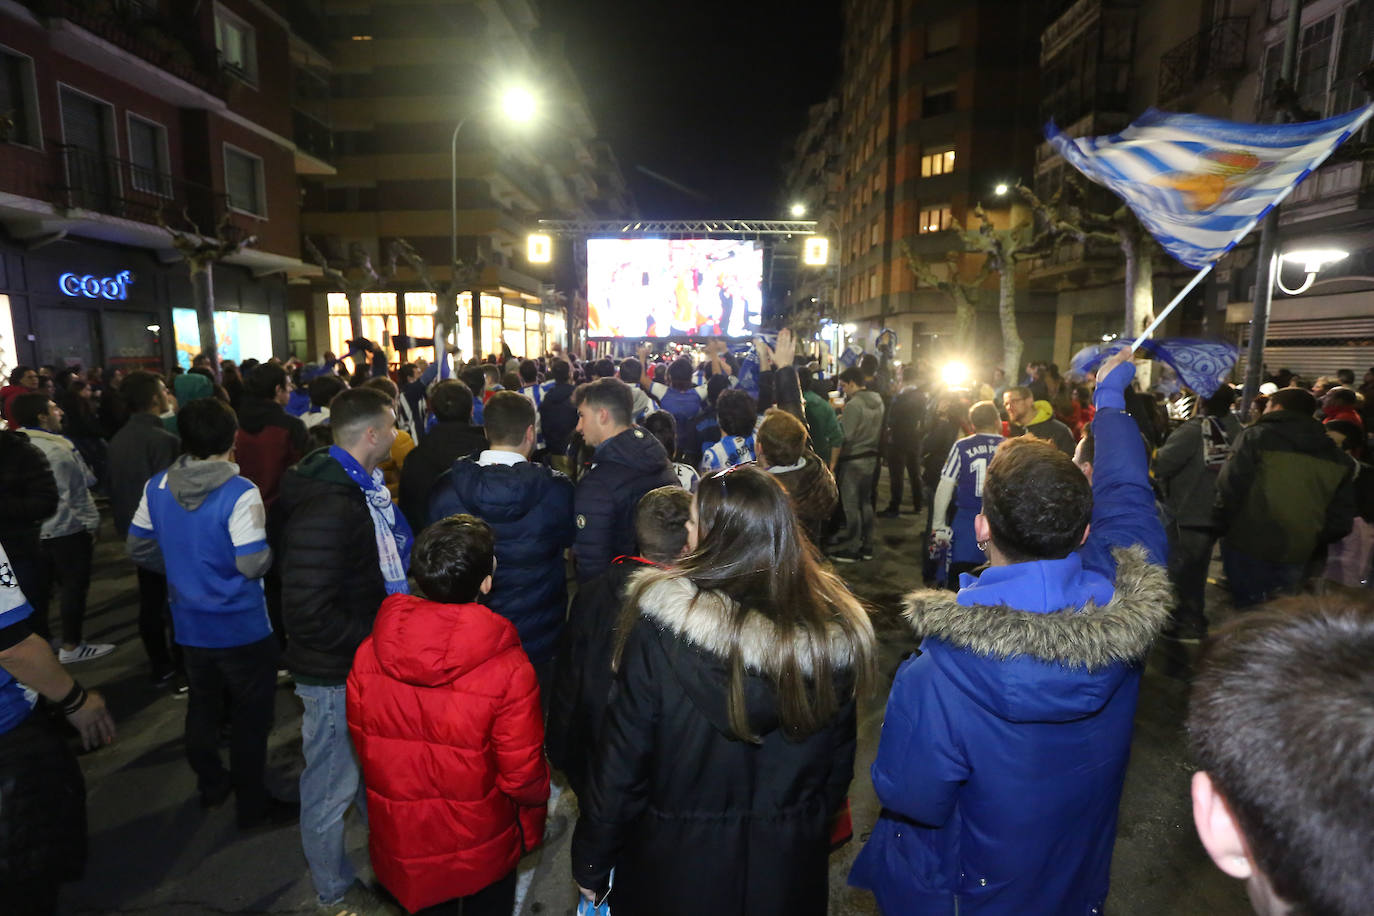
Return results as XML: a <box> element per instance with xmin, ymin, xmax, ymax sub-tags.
<box><xmin>50</xmin><ymin>487</ymin><xmax>1251</xmax><ymax>915</ymax></box>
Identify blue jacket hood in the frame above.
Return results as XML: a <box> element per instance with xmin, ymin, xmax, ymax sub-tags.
<box><xmin>442</xmin><ymin>457</ymin><xmax>562</xmax><ymax>523</ymax></box>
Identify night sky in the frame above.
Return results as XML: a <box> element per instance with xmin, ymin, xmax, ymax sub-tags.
<box><xmin>539</xmin><ymin>0</ymin><xmax>844</xmax><ymax>219</ymax></box>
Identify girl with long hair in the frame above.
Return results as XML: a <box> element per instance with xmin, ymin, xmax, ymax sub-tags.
<box><xmin>570</xmin><ymin>464</ymin><xmax>876</xmax><ymax>916</ymax></box>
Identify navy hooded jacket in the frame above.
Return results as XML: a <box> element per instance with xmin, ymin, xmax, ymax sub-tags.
<box><xmin>573</xmin><ymin>427</ymin><xmax>677</xmax><ymax>583</ymax></box>
<box><xmin>849</xmin><ymin>359</ymin><xmax>1170</xmax><ymax>916</ymax></box>
<box><xmin>428</xmin><ymin>456</ymin><xmax>576</xmax><ymax>664</ymax></box>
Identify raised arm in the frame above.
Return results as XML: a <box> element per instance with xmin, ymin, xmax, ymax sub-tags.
<box><xmin>1082</xmin><ymin>347</ymin><xmax>1168</xmax><ymax>575</ymax></box>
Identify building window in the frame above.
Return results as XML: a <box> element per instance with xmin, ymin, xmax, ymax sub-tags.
<box><xmin>224</xmin><ymin>145</ymin><xmax>265</xmax><ymax>216</ymax></box>
<box><xmin>1262</xmin><ymin>3</ymin><xmax>1373</xmax><ymax>121</ymax></box>
<box><xmin>869</xmin><ymin>270</ymin><xmax>880</xmax><ymax>298</ymax></box>
<box><xmin>215</xmin><ymin>5</ymin><xmax>257</xmax><ymax>84</ymax></box>
<box><xmin>0</xmin><ymin>47</ymin><xmax>40</xmax><ymax>148</ymax></box>
<box><xmin>926</xmin><ymin>17</ymin><xmax>960</xmax><ymax>55</ymax></box>
<box><xmin>870</xmin><ymin>222</ymin><xmax>880</xmax><ymax>246</ymax></box>
<box><xmin>921</xmin><ymin>148</ymin><xmax>956</xmax><ymax>177</ymax></box>
<box><xmin>127</xmin><ymin>114</ymin><xmax>170</xmax><ymax>196</ymax></box>
<box><xmin>923</xmin><ymin>83</ymin><xmax>957</xmax><ymax>117</ymax></box>
<box><xmin>918</xmin><ymin>205</ymin><xmax>952</xmax><ymax>234</ymax></box>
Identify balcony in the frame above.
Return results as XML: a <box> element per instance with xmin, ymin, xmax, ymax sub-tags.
<box><xmin>1157</xmin><ymin>18</ymin><xmax>1248</xmax><ymax>106</ymax></box>
<box><xmin>292</xmin><ymin>109</ymin><xmax>335</xmax><ymax>174</ymax></box>
<box><xmin>24</xmin><ymin>0</ymin><xmax>222</xmax><ymax>95</ymax></box>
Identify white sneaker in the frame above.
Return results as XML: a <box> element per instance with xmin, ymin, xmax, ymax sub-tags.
<box><xmin>58</xmin><ymin>643</ymin><xmax>116</xmax><ymax>664</ymax></box>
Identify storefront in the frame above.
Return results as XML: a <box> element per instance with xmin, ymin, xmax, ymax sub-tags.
<box><xmin>324</xmin><ymin>291</ymin><xmax>567</xmax><ymax>366</ymax></box>
<box><xmin>0</xmin><ymin>236</ymin><xmax>287</xmax><ymax>374</ymax></box>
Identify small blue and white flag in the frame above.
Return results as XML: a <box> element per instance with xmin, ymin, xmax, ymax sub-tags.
<box><xmin>1069</xmin><ymin>338</ymin><xmax>1239</xmax><ymax>398</ymax></box>
<box><xmin>1047</xmin><ymin>105</ymin><xmax>1374</xmax><ymax>269</ymax></box>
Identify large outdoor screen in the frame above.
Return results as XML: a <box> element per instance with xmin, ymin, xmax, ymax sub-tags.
<box><xmin>586</xmin><ymin>238</ymin><xmax>763</xmax><ymax>338</ymax></box>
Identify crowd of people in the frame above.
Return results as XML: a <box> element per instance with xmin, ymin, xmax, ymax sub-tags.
<box><xmin>0</xmin><ymin>333</ymin><xmax>1370</xmax><ymax>916</ymax></box>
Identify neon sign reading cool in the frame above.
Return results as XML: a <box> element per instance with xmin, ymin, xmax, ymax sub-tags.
<box><xmin>59</xmin><ymin>270</ymin><xmax>133</xmax><ymax>300</ymax></box>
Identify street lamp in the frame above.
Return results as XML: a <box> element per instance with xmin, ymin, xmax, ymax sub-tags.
<box><xmin>790</xmin><ymin>202</ymin><xmax>807</xmax><ymax>218</ymax></box>
<box><xmin>994</xmin><ymin>183</ymin><xmax>1009</xmax><ymax>196</ymax></box>
<box><xmin>1275</xmin><ymin>247</ymin><xmax>1347</xmax><ymax>295</ymax></box>
<box><xmin>450</xmin><ymin>85</ymin><xmax>540</xmax><ymax>357</ymax></box>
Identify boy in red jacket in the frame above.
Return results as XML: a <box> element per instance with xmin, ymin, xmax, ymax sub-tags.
<box><xmin>347</xmin><ymin>515</ymin><xmax>549</xmax><ymax>915</ymax></box>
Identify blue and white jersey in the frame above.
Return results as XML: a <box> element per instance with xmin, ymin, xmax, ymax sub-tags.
<box><xmin>700</xmin><ymin>434</ymin><xmax>756</xmax><ymax>474</ymax></box>
<box><xmin>941</xmin><ymin>432</ymin><xmax>1003</xmax><ymax>564</ymax></box>
<box><xmin>0</xmin><ymin>543</ymin><xmax>37</xmax><ymax>735</ymax></box>
<box><xmin>522</xmin><ymin>380</ymin><xmax>556</xmax><ymax>449</ymax></box>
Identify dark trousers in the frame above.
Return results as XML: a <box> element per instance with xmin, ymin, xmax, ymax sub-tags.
<box><xmin>1221</xmin><ymin>544</ymin><xmax>1305</xmax><ymax>609</ymax></box>
<box><xmin>885</xmin><ymin>445</ymin><xmax>924</xmax><ymax>512</ymax></box>
<box><xmin>411</xmin><ymin>870</ymin><xmax>516</xmax><ymax>916</ymax></box>
<box><xmin>136</xmin><ymin>566</ymin><xmax>179</xmax><ymax>676</ymax></box>
<box><xmin>182</xmin><ymin>635</ymin><xmax>279</xmax><ymax>819</ymax></box>
<box><xmin>1169</xmin><ymin>526</ymin><xmax>1216</xmax><ymax>629</ymax></box>
<box><xmin>33</xmin><ymin>532</ymin><xmax>94</xmax><ymax>645</ymax></box>
<box><xmin>0</xmin><ymin>876</ymin><xmax>60</xmax><ymax>916</ymax></box>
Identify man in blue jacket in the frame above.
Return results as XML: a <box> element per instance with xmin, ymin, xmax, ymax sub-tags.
<box><xmin>429</xmin><ymin>391</ymin><xmax>575</xmax><ymax>691</ymax></box>
<box><xmin>850</xmin><ymin>347</ymin><xmax>1171</xmax><ymax>915</ymax></box>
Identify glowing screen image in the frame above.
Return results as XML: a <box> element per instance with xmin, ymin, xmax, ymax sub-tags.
<box><xmin>173</xmin><ymin>308</ymin><xmax>274</xmax><ymax>368</ymax></box>
<box><xmin>586</xmin><ymin>238</ymin><xmax>763</xmax><ymax>338</ymax></box>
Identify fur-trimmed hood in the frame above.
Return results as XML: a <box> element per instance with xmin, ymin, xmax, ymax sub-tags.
<box><xmin>903</xmin><ymin>545</ymin><xmax>1172</xmax><ymax>724</ymax></box>
<box><xmin>626</xmin><ymin>567</ymin><xmax>874</xmax><ymax>738</ymax></box>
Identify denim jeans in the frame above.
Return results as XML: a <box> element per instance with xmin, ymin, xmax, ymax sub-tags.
<box><xmin>295</xmin><ymin>682</ymin><xmax>366</xmax><ymax>905</ymax></box>
<box><xmin>835</xmin><ymin>458</ymin><xmax>878</xmax><ymax>553</ymax></box>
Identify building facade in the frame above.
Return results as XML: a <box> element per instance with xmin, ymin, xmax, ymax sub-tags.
<box><xmin>298</xmin><ymin>0</ymin><xmax>633</xmax><ymax>366</ymax></box>
<box><xmin>819</xmin><ymin>0</ymin><xmax>1045</xmax><ymax>373</ymax></box>
<box><xmin>0</xmin><ymin>0</ymin><xmax>328</xmax><ymax>376</ymax></box>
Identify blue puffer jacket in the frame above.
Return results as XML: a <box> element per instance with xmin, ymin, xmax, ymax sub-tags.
<box><xmin>850</xmin><ymin>361</ymin><xmax>1171</xmax><ymax>916</ymax></box>
<box><xmin>573</xmin><ymin>427</ymin><xmax>677</xmax><ymax>583</ymax></box>
<box><xmin>429</xmin><ymin>458</ymin><xmax>576</xmax><ymax>664</ymax></box>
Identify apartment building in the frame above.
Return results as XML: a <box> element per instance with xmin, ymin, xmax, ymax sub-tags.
<box><xmin>298</xmin><ymin>0</ymin><xmax>632</xmax><ymax>365</ymax></box>
<box><xmin>828</xmin><ymin>0</ymin><xmax>1045</xmax><ymax>371</ymax></box>
<box><xmin>0</xmin><ymin>0</ymin><xmax>328</xmax><ymax>374</ymax></box>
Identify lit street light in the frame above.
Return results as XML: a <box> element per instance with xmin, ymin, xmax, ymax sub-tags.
<box><xmin>790</xmin><ymin>202</ymin><xmax>807</xmax><ymax>217</ymax></box>
<box><xmin>450</xmin><ymin>86</ymin><xmax>540</xmax><ymax>356</ymax></box>
<box><xmin>994</xmin><ymin>183</ymin><xmax>1009</xmax><ymax>196</ymax></box>
<box><xmin>1275</xmin><ymin>247</ymin><xmax>1347</xmax><ymax>295</ymax></box>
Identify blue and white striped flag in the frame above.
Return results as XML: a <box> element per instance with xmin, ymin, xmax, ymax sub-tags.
<box><xmin>1047</xmin><ymin>105</ymin><xmax>1374</xmax><ymax>269</ymax></box>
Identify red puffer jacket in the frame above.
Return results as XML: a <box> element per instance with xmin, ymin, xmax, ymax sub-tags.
<box><xmin>347</xmin><ymin>593</ymin><xmax>549</xmax><ymax>913</ymax></box>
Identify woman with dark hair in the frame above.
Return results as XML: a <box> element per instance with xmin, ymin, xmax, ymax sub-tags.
<box><xmin>59</xmin><ymin>381</ymin><xmax>107</xmax><ymax>488</ymax></box>
<box><xmin>571</xmin><ymin>465</ymin><xmax>875</xmax><ymax>916</ymax></box>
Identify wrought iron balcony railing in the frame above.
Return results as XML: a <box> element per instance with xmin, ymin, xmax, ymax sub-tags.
<box><xmin>1158</xmin><ymin>17</ymin><xmax>1248</xmax><ymax>104</ymax></box>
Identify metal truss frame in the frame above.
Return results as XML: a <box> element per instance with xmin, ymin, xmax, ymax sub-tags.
<box><xmin>534</xmin><ymin>218</ymin><xmax>819</xmax><ymax>237</ymax></box>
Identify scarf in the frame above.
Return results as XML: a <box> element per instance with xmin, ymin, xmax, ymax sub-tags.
<box><xmin>329</xmin><ymin>445</ymin><xmax>412</xmax><ymax>595</ymax></box>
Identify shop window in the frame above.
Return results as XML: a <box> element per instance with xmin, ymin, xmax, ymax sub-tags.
<box><xmin>35</xmin><ymin>308</ymin><xmax>100</xmax><ymax>370</ymax></box>
<box><xmin>918</xmin><ymin>205</ymin><xmax>952</xmax><ymax>234</ymax></box>
<box><xmin>224</xmin><ymin>145</ymin><xmax>265</xmax><ymax>216</ymax></box>
<box><xmin>104</xmin><ymin>310</ymin><xmax>164</xmax><ymax>372</ymax></box>
<box><xmin>127</xmin><ymin>114</ymin><xmax>171</xmax><ymax>196</ymax></box>
<box><xmin>0</xmin><ymin>47</ymin><xmax>41</xmax><ymax>148</ymax></box>
<box><xmin>921</xmin><ymin>148</ymin><xmax>956</xmax><ymax>178</ymax></box>
<box><xmin>215</xmin><ymin>5</ymin><xmax>258</xmax><ymax>84</ymax></box>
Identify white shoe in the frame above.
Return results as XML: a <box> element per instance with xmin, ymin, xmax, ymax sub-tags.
<box><xmin>58</xmin><ymin>643</ymin><xmax>116</xmax><ymax>664</ymax></box>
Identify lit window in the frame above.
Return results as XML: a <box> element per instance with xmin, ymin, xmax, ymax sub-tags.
<box><xmin>921</xmin><ymin>148</ymin><xmax>956</xmax><ymax>177</ymax></box>
<box><xmin>918</xmin><ymin>205</ymin><xmax>952</xmax><ymax>234</ymax></box>
<box><xmin>215</xmin><ymin>6</ymin><xmax>257</xmax><ymax>84</ymax></box>
<box><xmin>224</xmin><ymin>145</ymin><xmax>265</xmax><ymax>216</ymax></box>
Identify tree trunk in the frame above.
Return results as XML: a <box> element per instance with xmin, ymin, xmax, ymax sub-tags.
<box><xmin>953</xmin><ymin>292</ymin><xmax>976</xmax><ymax>355</ymax></box>
<box><xmin>191</xmin><ymin>261</ymin><xmax>217</xmax><ymax>371</ymax></box>
<box><xmin>997</xmin><ymin>260</ymin><xmax>1022</xmax><ymax>382</ymax></box>
<box><xmin>1132</xmin><ymin>243</ymin><xmax>1155</xmax><ymax>387</ymax></box>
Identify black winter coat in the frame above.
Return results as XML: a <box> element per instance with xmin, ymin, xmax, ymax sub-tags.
<box><xmin>573</xmin><ymin>428</ymin><xmax>677</xmax><ymax>582</ymax></box>
<box><xmin>887</xmin><ymin>387</ymin><xmax>926</xmax><ymax>452</ymax></box>
<box><xmin>428</xmin><ymin>457</ymin><xmax>576</xmax><ymax>664</ymax></box>
<box><xmin>0</xmin><ymin>431</ymin><xmax>58</xmax><ymax>543</ymax></box>
<box><xmin>0</xmin><ymin>711</ymin><xmax>86</xmax><ymax>883</ymax></box>
<box><xmin>275</xmin><ymin>448</ymin><xmax>387</xmax><ymax>683</ymax></box>
<box><xmin>546</xmin><ymin>556</ymin><xmax>655</xmax><ymax>797</ymax></box>
<box><xmin>539</xmin><ymin>382</ymin><xmax>578</xmax><ymax>459</ymax></box>
<box><xmin>398</xmin><ymin>421</ymin><xmax>487</xmax><ymax>531</ymax></box>
<box><xmin>571</xmin><ymin>570</ymin><xmax>860</xmax><ymax>916</ymax></box>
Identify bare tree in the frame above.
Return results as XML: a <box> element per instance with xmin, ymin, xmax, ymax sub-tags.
<box><xmin>388</xmin><ymin>239</ymin><xmax>484</xmax><ymax>361</ymax></box>
<box><xmin>302</xmin><ymin>237</ymin><xmax>399</xmax><ymax>345</ymax></box>
<box><xmin>157</xmin><ymin>208</ymin><xmax>257</xmax><ymax>372</ymax></box>
<box><xmin>900</xmin><ymin>242</ymin><xmax>985</xmax><ymax>355</ymax></box>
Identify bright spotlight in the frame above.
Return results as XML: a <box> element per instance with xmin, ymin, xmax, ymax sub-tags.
<box><xmin>842</xmin><ymin>322</ymin><xmax>857</xmax><ymax>335</ymax></box>
<box><xmin>803</xmin><ymin>237</ymin><xmax>830</xmax><ymax>266</ymax></box>
<box><xmin>940</xmin><ymin>361</ymin><xmax>970</xmax><ymax>388</ymax></box>
<box><xmin>527</xmin><ymin>233</ymin><xmax>552</xmax><ymax>264</ymax></box>
<box><xmin>500</xmin><ymin>87</ymin><xmax>538</xmax><ymax>123</ymax></box>
<box><xmin>994</xmin><ymin>183</ymin><xmax>1009</xmax><ymax>196</ymax></box>
<box><xmin>790</xmin><ymin>202</ymin><xmax>807</xmax><ymax>218</ymax></box>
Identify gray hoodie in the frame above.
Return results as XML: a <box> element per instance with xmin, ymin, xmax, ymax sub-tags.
<box><xmin>841</xmin><ymin>389</ymin><xmax>885</xmax><ymax>457</ymax></box>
